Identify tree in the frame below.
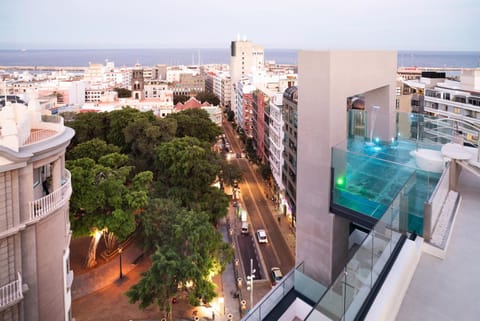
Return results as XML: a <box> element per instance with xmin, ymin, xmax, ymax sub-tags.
<box><xmin>114</xmin><ymin>87</ymin><xmax>132</xmax><ymax>98</ymax></box>
<box><xmin>128</xmin><ymin>200</ymin><xmax>233</xmax><ymax>318</ymax></box>
<box><xmin>245</xmin><ymin>137</ymin><xmax>260</xmax><ymax>164</ymax></box>
<box><xmin>106</xmin><ymin>107</ymin><xmax>153</xmax><ymax>151</ymax></box>
<box><xmin>173</xmin><ymin>94</ymin><xmax>189</xmax><ymax>105</ymax></box>
<box><xmin>219</xmin><ymin>160</ymin><xmax>243</xmax><ymax>187</ymax></box>
<box><xmin>167</xmin><ymin>108</ymin><xmax>222</xmax><ymax>143</ymax></box>
<box><xmin>67</xmin><ymin>112</ymin><xmax>110</xmax><ymax>147</ymax></box>
<box><xmin>260</xmin><ymin>163</ymin><xmax>272</xmax><ymax>181</ymax></box>
<box><xmin>195</xmin><ymin>91</ymin><xmax>220</xmax><ymax>106</ymax></box>
<box><xmin>154</xmin><ymin>137</ymin><xmax>220</xmax><ymax>204</ymax></box>
<box><xmin>67</xmin><ymin>153</ymin><xmax>153</xmax><ymax>267</ymax></box>
<box><xmin>123</xmin><ymin>116</ymin><xmax>177</xmax><ymax>173</ymax></box>
<box><xmin>195</xmin><ymin>186</ymin><xmax>229</xmax><ymax>223</ymax></box>
<box><xmin>67</xmin><ymin>138</ymin><xmax>120</xmax><ymax>161</ymax></box>
<box><xmin>227</xmin><ymin>109</ymin><xmax>235</xmax><ymax>122</ymax></box>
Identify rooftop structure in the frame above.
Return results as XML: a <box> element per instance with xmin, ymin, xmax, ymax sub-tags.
<box><xmin>241</xmin><ymin>51</ymin><xmax>480</xmax><ymax>321</ymax></box>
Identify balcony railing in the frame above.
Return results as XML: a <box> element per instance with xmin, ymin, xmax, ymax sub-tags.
<box><xmin>0</xmin><ymin>273</ymin><xmax>23</xmax><ymax>310</ymax></box>
<box><xmin>23</xmin><ymin>128</ymin><xmax>58</xmax><ymax>145</ymax></box>
<box><xmin>29</xmin><ymin>170</ymin><xmax>72</xmax><ymax>222</ymax></box>
<box><xmin>22</xmin><ymin>115</ymin><xmax>65</xmax><ymax>146</ymax></box>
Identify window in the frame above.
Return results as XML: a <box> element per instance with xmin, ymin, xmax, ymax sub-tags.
<box><xmin>33</xmin><ymin>167</ymin><xmax>41</xmax><ymax>187</ymax></box>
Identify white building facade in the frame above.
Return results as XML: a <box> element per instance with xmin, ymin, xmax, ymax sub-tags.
<box><xmin>0</xmin><ymin>99</ymin><xmax>75</xmax><ymax>321</ymax></box>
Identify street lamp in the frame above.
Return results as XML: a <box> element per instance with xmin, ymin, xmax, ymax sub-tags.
<box><xmin>118</xmin><ymin>247</ymin><xmax>123</xmax><ymax>280</ymax></box>
<box><xmin>246</xmin><ymin>258</ymin><xmax>256</xmax><ymax>310</ymax></box>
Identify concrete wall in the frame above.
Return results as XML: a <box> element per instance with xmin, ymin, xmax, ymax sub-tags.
<box><xmin>296</xmin><ymin>51</ymin><xmax>397</xmax><ymax>285</ymax></box>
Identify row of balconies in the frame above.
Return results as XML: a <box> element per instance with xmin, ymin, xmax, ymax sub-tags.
<box><xmin>0</xmin><ymin>170</ymin><xmax>72</xmax><ymax>311</ymax></box>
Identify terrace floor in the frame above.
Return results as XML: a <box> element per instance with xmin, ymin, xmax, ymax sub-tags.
<box><xmin>395</xmin><ymin>170</ymin><xmax>480</xmax><ymax>321</ymax></box>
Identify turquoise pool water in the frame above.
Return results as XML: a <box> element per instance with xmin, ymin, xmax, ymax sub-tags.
<box><xmin>332</xmin><ymin>138</ymin><xmax>441</xmax><ymax>235</ymax></box>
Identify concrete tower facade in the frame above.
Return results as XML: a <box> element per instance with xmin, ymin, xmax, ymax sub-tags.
<box><xmin>296</xmin><ymin>51</ymin><xmax>397</xmax><ymax>285</ymax></box>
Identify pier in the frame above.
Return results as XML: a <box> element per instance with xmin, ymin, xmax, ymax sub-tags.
<box><xmin>0</xmin><ymin>66</ymin><xmax>87</xmax><ymax>72</ymax></box>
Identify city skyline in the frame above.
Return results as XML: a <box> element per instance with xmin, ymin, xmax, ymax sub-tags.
<box><xmin>1</xmin><ymin>0</ymin><xmax>479</xmax><ymax>51</ymax></box>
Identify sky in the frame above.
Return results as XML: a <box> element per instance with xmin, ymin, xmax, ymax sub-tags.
<box><xmin>1</xmin><ymin>0</ymin><xmax>479</xmax><ymax>51</ymax></box>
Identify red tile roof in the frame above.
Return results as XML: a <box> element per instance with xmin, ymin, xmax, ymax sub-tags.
<box><xmin>174</xmin><ymin>97</ymin><xmax>211</xmax><ymax>111</ymax></box>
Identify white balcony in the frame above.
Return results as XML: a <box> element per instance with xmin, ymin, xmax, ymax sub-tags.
<box><xmin>29</xmin><ymin>170</ymin><xmax>72</xmax><ymax>222</ymax></box>
<box><xmin>0</xmin><ymin>273</ymin><xmax>24</xmax><ymax>311</ymax></box>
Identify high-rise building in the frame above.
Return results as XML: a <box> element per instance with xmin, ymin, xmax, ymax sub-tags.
<box><xmin>229</xmin><ymin>38</ymin><xmax>264</xmax><ymax>123</ymax></box>
<box><xmin>282</xmin><ymin>86</ymin><xmax>298</xmax><ymax>225</ymax></box>
<box><xmin>0</xmin><ymin>98</ymin><xmax>75</xmax><ymax>321</ymax></box>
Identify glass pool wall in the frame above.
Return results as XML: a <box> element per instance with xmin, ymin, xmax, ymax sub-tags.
<box><xmin>336</xmin><ymin>110</ymin><xmax>446</xmax><ymax>234</ymax></box>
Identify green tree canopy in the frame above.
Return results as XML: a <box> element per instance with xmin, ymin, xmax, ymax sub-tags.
<box><xmin>67</xmin><ymin>152</ymin><xmax>153</xmax><ymax>266</ymax></box>
<box><xmin>67</xmin><ymin>112</ymin><xmax>109</xmax><ymax>147</ymax></box>
<box><xmin>123</xmin><ymin>116</ymin><xmax>177</xmax><ymax>173</ymax></box>
<box><xmin>114</xmin><ymin>87</ymin><xmax>132</xmax><ymax>98</ymax></box>
<box><xmin>195</xmin><ymin>91</ymin><xmax>220</xmax><ymax>106</ymax></box>
<box><xmin>154</xmin><ymin>136</ymin><xmax>220</xmax><ymax>197</ymax></box>
<box><xmin>194</xmin><ymin>186</ymin><xmax>229</xmax><ymax>223</ymax></box>
<box><xmin>128</xmin><ymin>199</ymin><xmax>233</xmax><ymax>314</ymax></box>
<box><xmin>106</xmin><ymin>107</ymin><xmax>156</xmax><ymax>151</ymax></box>
<box><xmin>173</xmin><ymin>94</ymin><xmax>189</xmax><ymax>105</ymax></box>
<box><xmin>67</xmin><ymin>138</ymin><xmax>120</xmax><ymax>161</ymax></box>
<box><xmin>167</xmin><ymin>108</ymin><xmax>222</xmax><ymax>143</ymax></box>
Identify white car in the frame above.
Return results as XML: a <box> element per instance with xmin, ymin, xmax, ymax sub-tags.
<box><xmin>256</xmin><ymin>229</ymin><xmax>268</xmax><ymax>244</ymax></box>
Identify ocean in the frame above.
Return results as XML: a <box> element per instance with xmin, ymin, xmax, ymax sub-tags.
<box><xmin>0</xmin><ymin>48</ymin><xmax>479</xmax><ymax>68</ymax></box>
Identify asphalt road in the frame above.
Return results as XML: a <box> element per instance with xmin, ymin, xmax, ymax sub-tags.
<box><xmin>223</xmin><ymin>119</ymin><xmax>295</xmax><ymax>279</ymax></box>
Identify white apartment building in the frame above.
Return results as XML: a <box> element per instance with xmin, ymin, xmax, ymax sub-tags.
<box><xmin>144</xmin><ymin>80</ymin><xmax>173</xmax><ymax>101</ymax></box>
<box><xmin>84</xmin><ymin>61</ymin><xmax>131</xmax><ymax>89</ymax></box>
<box><xmin>0</xmin><ymin>99</ymin><xmax>75</xmax><ymax>321</ymax></box>
<box><xmin>401</xmin><ymin>69</ymin><xmax>480</xmax><ymax>145</ymax></box>
<box><xmin>229</xmin><ymin>38</ymin><xmax>264</xmax><ymax>121</ymax></box>
<box><xmin>268</xmin><ymin>93</ymin><xmax>285</xmax><ymax>192</ymax></box>
<box><xmin>166</xmin><ymin>66</ymin><xmax>199</xmax><ymax>83</ymax></box>
<box><xmin>84</xmin><ymin>87</ymin><xmax>117</xmax><ymax>103</ymax></box>
<box><xmin>212</xmin><ymin>71</ymin><xmax>231</xmax><ymax>107</ymax></box>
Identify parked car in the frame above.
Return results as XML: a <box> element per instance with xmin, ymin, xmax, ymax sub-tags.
<box><xmin>270</xmin><ymin>267</ymin><xmax>283</xmax><ymax>286</ymax></box>
<box><xmin>256</xmin><ymin>229</ymin><xmax>268</xmax><ymax>244</ymax></box>
<box><xmin>241</xmin><ymin>222</ymin><xmax>249</xmax><ymax>234</ymax></box>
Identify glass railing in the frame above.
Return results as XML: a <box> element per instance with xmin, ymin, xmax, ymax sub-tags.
<box><xmin>305</xmin><ymin>173</ymin><xmax>414</xmax><ymax>321</ymax></box>
<box><xmin>350</xmin><ymin>109</ymin><xmax>478</xmax><ymax>148</ymax></box>
<box><xmin>241</xmin><ymin>262</ymin><xmax>327</xmax><ymax>321</ymax></box>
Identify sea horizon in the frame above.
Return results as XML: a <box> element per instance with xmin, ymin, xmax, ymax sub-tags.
<box><xmin>0</xmin><ymin>48</ymin><xmax>479</xmax><ymax>68</ymax></box>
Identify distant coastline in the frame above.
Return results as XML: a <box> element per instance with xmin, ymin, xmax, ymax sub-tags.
<box><xmin>0</xmin><ymin>48</ymin><xmax>479</xmax><ymax>68</ymax></box>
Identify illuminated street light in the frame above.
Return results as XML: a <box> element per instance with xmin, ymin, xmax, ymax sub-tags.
<box><xmin>118</xmin><ymin>247</ymin><xmax>123</xmax><ymax>280</ymax></box>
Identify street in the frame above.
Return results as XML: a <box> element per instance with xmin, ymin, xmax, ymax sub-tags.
<box><xmin>222</xmin><ymin>119</ymin><xmax>295</xmax><ymax>284</ymax></box>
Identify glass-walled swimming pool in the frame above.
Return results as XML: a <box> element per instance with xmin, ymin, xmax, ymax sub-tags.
<box><xmin>332</xmin><ymin>111</ymin><xmax>447</xmax><ymax>235</ymax></box>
